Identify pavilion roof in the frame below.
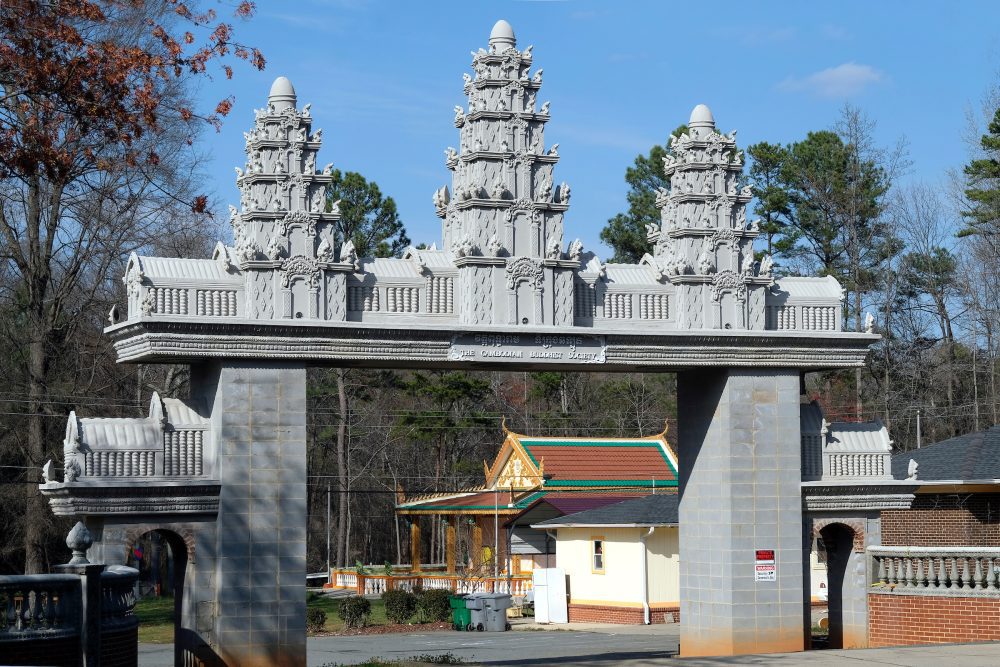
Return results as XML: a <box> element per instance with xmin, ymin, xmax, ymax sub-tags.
<box><xmin>396</xmin><ymin>425</ymin><xmax>678</xmax><ymax>514</ymax></box>
<box><xmin>396</xmin><ymin>489</ymin><xmax>544</xmax><ymax>514</ymax></box>
<box><xmin>514</xmin><ymin>434</ymin><xmax>678</xmax><ymax>487</ymax></box>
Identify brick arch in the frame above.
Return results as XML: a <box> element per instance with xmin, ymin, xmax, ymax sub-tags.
<box><xmin>813</xmin><ymin>518</ymin><xmax>865</xmax><ymax>553</ymax></box>
<box><xmin>123</xmin><ymin>525</ymin><xmax>196</xmax><ymax>563</ymax></box>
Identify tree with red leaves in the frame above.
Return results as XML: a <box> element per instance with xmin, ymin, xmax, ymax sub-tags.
<box><xmin>0</xmin><ymin>0</ymin><xmax>263</xmax><ymax>573</ymax></box>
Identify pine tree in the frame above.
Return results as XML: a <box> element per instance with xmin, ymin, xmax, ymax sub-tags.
<box><xmin>326</xmin><ymin>169</ymin><xmax>410</xmax><ymax>258</ymax></box>
<box><xmin>962</xmin><ymin>106</ymin><xmax>1000</xmax><ymax>248</ymax></box>
<box><xmin>746</xmin><ymin>141</ymin><xmax>798</xmax><ymax>264</ymax></box>
<box><xmin>600</xmin><ymin>125</ymin><xmax>687</xmax><ymax>263</ymax></box>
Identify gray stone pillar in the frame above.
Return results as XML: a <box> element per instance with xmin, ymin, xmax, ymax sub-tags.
<box><xmin>194</xmin><ymin>362</ymin><xmax>308</xmax><ymax>666</ymax></box>
<box><xmin>677</xmin><ymin>369</ymin><xmax>804</xmax><ymax>656</ymax></box>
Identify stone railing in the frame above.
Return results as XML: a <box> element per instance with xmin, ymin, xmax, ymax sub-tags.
<box><xmin>329</xmin><ymin>570</ymin><xmax>532</xmax><ymax>597</ymax></box>
<box><xmin>0</xmin><ymin>523</ymin><xmax>141</xmax><ymax>665</ymax></box>
<box><xmin>869</xmin><ymin>546</ymin><xmax>1000</xmax><ymax>595</ymax></box>
<box><xmin>139</xmin><ymin>284</ymin><xmax>242</xmax><ymax>319</ymax></box>
<box><xmin>0</xmin><ymin>574</ymin><xmax>80</xmax><ymax>638</ymax></box>
<box><xmin>826</xmin><ymin>451</ymin><xmax>889</xmax><ymax>478</ymax></box>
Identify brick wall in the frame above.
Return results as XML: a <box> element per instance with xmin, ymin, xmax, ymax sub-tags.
<box><xmin>567</xmin><ymin>603</ymin><xmax>680</xmax><ymax>624</ymax></box>
<box><xmin>869</xmin><ymin>593</ymin><xmax>1000</xmax><ymax>647</ymax></box>
<box><xmin>882</xmin><ymin>494</ymin><xmax>1000</xmax><ymax>546</ymax></box>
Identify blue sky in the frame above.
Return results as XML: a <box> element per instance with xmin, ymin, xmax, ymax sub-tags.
<box><xmin>197</xmin><ymin>0</ymin><xmax>1000</xmax><ymax>257</ymax></box>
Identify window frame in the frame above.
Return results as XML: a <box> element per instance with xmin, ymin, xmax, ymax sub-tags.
<box><xmin>591</xmin><ymin>536</ymin><xmax>605</xmax><ymax>574</ymax></box>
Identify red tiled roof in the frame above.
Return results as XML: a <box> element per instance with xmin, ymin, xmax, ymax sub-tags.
<box><xmin>519</xmin><ymin>440</ymin><xmax>677</xmax><ymax>484</ymax></box>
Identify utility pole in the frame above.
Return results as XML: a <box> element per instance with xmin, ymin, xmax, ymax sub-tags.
<box><xmin>916</xmin><ymin>410</ymin><xmax>922</xmax><ymax>449</ymax></box>
<box><xmin>494</xmin><ymin>486</ymin><xmax>499</xmax><ymax>580</ymax></box>
<box><xmin>326</xmin><ymin>483</ymin><xmax>332</xmax><ymax>585</ymax></box>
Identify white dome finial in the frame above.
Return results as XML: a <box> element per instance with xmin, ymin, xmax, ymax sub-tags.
<box><xmin>689</xmin><ymin>104</ymin><xmax>715</xmax><ymax>129</ymax></box>
<box><xmin>489</xmin><ymin>20</ymin><xmax>516</xmax><ymax>51</ymax></box>
<box><xmin>268</xmin><ymin>76</ymin><xmax>297</xmax><ymax>111</ymax></box>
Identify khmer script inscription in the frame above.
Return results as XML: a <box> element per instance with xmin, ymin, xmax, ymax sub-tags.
<box><xmin>449</xmin><ymin>333</ymin><xmax>606</xmax><ymax>363</ymax></box>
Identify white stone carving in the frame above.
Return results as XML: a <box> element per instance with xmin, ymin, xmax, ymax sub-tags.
<box><xmin>568</xmin><ymin>238</ymin><xmax>583</xmax><ymax>262</ymax></box>
<box><xmin>505</xmin><ymin>256</ymin><xmax>543</xmax><ymax>289</ymax></box>
<box><xmin>339</xmin><ymin>239</ymin><xmax>358</xmax><ymax>269</ymax></box>
<box><xmin>711</xmin><ymin>269</ymin><xmax>747</xmax><ymax>302</ymax></box>
<box><xmin>558</xmin><ymin>182</ymin><xmax>571</xmax><ymax>204</ymax></box>
<box><xmin>280</xmin><ymin>255</ymin><xmax>320</xmax><ymax>288</ymax></box>
<box><xmin>316</xmin><ymin>237</ymin><xmax>335</xmax><ymax>262</ymax></box>
<box><xmin>697</xmin><ymin>250</ymin><xmax>714</xmax><ymax>275</ymax></box>
<box><xmin>486</xmin><ymin>234</ymin><xmax>503</xmax><ymax>257</ymax></box>
<box><xmin>545</xmin><ymin>238</ymin><xmax>561</xmax><ymax>260</ymax></box>
<box><xmin>759</xmin><ymin>254</ymin><xmax>774</xmax><ymax>277</ymax></box>
<box><xmin>266</xmin><ymin>236</ymin><xmax>284</xmax><ymax>261</ymax></box>
<box><xmin>141</xmin><ymin>290</ymin><xmax>156</xmax><ymax>315</ymax></box>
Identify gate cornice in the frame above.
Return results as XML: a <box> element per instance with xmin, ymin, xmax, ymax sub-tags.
<box><xmin>107</xmin><ymin>317</ymin><xmax>876</xmax><ymax>370</ymax></box>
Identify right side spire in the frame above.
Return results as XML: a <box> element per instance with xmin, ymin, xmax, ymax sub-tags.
<box><xmin>652</xmin><ymin>105</ymin><xmax>772</xmax><ymax>329</ymax></box>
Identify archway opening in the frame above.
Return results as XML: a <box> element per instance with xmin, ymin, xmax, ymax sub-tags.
<box><xmin>817</xmin><ymin>523</ymin><xmax>856</xmax><ymax>650</ymax></box>
<box><xmin>125</xmin><ymin>529</ymin><xmax>188</xmax><ymax>651</ymax></box>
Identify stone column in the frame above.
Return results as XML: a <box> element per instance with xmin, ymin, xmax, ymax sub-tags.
<box><xmin>445</xmin><ymin>517</ymin><xmax>456</xmax><ymax>574</ymax></box>
<box><xmin>677</xmin><ymin>369</ymin><xmax>804</xmax><ymax>657</ymax></box>
<box><xmin>193</xmin><ymin>362</ymin><xmax>308</xmax><ymax>667</ymax></box>
<box><xmin>410</xmin><ymin>519</ymin><xmax>422</xmax><ymax>573</ymax></box>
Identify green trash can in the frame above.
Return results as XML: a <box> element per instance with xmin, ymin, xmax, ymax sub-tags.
<box><xmin>449</xmin><ymin>594</ymin><xmax>471</xmax><ymax>631</ymax></box>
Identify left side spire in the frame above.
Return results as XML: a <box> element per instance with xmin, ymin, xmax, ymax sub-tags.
<box><xmin>232</xmin><ymin>77</ymin><xmax>349</xmax><ymax>321</ymax></box>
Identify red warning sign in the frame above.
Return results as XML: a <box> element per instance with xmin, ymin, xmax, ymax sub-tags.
<box><xmin>755</xmin><ymin>549</ymin><xmax>776</xmax><ymax>581</ymax></box>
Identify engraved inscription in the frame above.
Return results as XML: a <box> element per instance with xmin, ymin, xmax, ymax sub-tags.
<box><xmin>449</xmin><ymin>333</ymin><xmax>606</xmax><ymax>363</ymax></box>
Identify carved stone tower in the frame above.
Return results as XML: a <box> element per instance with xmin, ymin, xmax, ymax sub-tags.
<box><xmin>228</xmin><ymin>76</ymin><xmax>351</xmax><ymax>322</ymax></box>
<box><xmin>648</xmin><ymin>104</ymin><xmax>773</xmax><ymax>330</ymax></box>
<box><xmin>436</xmin><ymin>20</ymin><xmax>577</xmax><ymax>326</ymax></box>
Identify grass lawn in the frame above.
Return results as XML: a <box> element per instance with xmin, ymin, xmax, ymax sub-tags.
<box><xmin>135</xmin><ymin>593</ymin><xmax>395</xmax><ymax>642</ymax></box>
<box><xmin>135</xmin><ymin>596</ymin><xmax>176</xmax><ymax>643</ymax></box>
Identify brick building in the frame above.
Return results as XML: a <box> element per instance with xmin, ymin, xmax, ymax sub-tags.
<box><xmin>804</xmin><ymin>422</ymin><xmax>1000</xmax><ymax>649</ymax></box>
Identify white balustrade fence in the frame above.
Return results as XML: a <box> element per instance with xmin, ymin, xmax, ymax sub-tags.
<box><xmin>164</xmin><ymin>430</ymin><xmax>204</xmax><ymax>476</ymax></box>
<box><xmin>83</xmin><ymin>450</ymin><xmax>157</xmax><ymax>477</ymax></box>
<box><xmin>869</xmin><ymin>547</ymin><xmax>1000</xmax><ymax>595</ymax></box>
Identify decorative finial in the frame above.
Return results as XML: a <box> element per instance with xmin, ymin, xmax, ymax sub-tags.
<box><xmin>688</xmin><ymin>104</ymin><xmax>715</xmax><ymax>129</ymax></box>
<box><xmin>489</xmin><ymin>19</ymin><xmax>516</xmax><ymax>51</ymax></box>
<box><xmin>66</xmin><ymin>521</ymin><xmax>93</xmax><ymax>565</ymax></box>
<box><xmin>268</xmin><ymin>76</ymin><xmax>297</xmax><ymax>111</ymax></box>
<box><xmin>42</xmin><ymin>459</ymin><xmax>55</xmax><ymax>484</ymax></box>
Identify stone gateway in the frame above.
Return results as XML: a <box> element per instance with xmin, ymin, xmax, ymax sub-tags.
<box><xmin>40</xmin><ymin>20</ymin><xmax>875</xmax><ymax>665</ymax></box>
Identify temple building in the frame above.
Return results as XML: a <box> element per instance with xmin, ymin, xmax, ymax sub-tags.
<box><xmin>395</xmin><ymin>423</ymin><xmax>678</xmax><ymax>575</ymax></box>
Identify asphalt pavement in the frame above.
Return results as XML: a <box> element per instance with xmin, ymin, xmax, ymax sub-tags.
<box><xmin>138</xmin><ymin>625</ymin><xmax>1000</xmax><ymax>666</ymax></box>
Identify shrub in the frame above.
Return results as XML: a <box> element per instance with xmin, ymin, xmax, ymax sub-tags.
<box><xmin>383</xmin><ymin>561</ymin><xmax>394</xmax><ymax>576</ymax></box>
<box><xmin>306</xmin><ymin>607</ymin><xmax>327</xmax><ymax>632</ymax></box>
<box><xmin>415</xmin><ymin>589</ymin><xmax>451</xmax><ymax>623</ymax></box>
<box><xmin>338</xmin><ymin>595</ymin><xmax>371</xmax><ymax>629</ymax></box>
<box><xmin>382</xmin><ymin>589</ymin><xmax>417</xmax><ymax>624</ymax></box>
